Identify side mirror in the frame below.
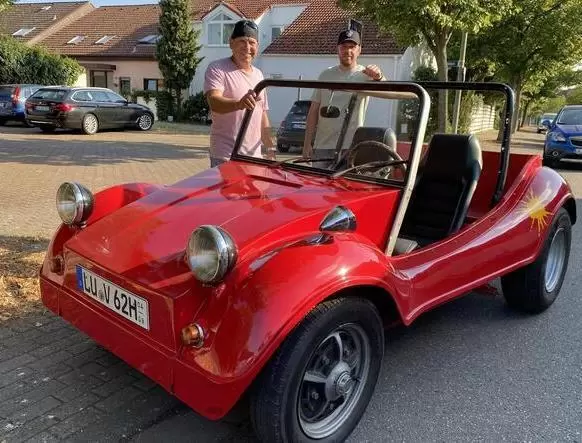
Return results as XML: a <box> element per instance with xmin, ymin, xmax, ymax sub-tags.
<box><xmin>320</xmin><ymin>105</ymin><xmax>341</xmax><ymax>118</ymax></box>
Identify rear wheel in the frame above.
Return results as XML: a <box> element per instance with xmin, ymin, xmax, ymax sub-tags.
<box><xmin>137</xmin><ymin>113</ymin><xmax>153</xmax><ymax>131</ymax></box>
<box><xmin>82</xmin><ymin>113</ymin><xmax>99</xmax><ymax>135</ymax></box>
<box><xmin>251</xmin><ymin>297</ymin><xmax>384</xmax><ymax>443</ymax></box>
<box><xmin>501</xmin><ymin>207</ymin><xmax>571</xmax><ymax>313</ymax></box>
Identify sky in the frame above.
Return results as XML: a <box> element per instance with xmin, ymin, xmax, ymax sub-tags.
<box><xmin>16</xmin><ymin>0</ymin><xmax>158</xmax><ymax>7</ymax></box>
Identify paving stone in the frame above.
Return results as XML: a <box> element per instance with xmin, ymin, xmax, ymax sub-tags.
<box><xmin>43</xmin><ymin>407</ymin><xmax>105</xmax><ymax>440</ymax></box>
<box><xmin>94</xmin><ymin>386</ymin><xmax>143</xmax><ymax>411</ymax></box>
<box><xmin>0</xmin><ymin>382</ymin><xmax>32</xmax><ymax>408</ymax></box>
<box><xmin>54</xmin><ymin>376</ymin><xmax>104</xmax><ymax>402</ymax></box>
<box><xmin>64</xmin><ymin>347</ymin><xmax>109</xmax><ymax>369</ymax></box>
<box><xmin>0</xmin><ymin>367</ymin><xmax>34</xmax><ymax>389</ymax></box>
<box><xmin>78</xmin><ymin>387</ymin><xmax>182</xmax><ymax>442</ymax></box>
<box><xmin>0</xmin><ymin>354</ymin><xmax>35</xmax><ymax>375</ymax></box>
<box><xmin>92</xmin><ymin>374</ymin><xmax>139</xmax><ymax>398</ymax></box>
<box><xmin>27</xmin><ymin>350</ymin><xmax>74</xmax><ymax>371</ymax></box>
<box><xmin>94</xmin><ymin>360</ymin><xmax>138</xmax><ymax>382</ymax></box>
<box><xmin>29</xmin><ymin>336</ymin><xmax>83</xmax><ymax>359</ymax></box>
<box><xmin>6</xmin><ymin>395</ymin><xmax>61</xmax><ymax>424</ymax></box>
<box><xmin>34</xmin><ymin>362</ymin><xmax>74</xmax><ymax>381</ymax></box>
<box><xmin>0</xmin><ymin>380</ymin><xmax>66</xmax><ymax>417</ymax></box>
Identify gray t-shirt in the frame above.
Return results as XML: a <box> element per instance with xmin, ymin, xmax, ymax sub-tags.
<box><xmin>311</xmin><ymin>65</ymin><xmax>370</xmax><ymax>151</ymax></box>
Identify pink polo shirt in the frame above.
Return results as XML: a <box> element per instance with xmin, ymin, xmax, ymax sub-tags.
<box><xmin>204</xmin><ymin>57</ymin><xmax>268</xmax><ymax>161</ymax></box>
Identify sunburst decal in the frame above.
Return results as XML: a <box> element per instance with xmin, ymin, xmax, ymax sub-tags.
<box><xmin>519</xmin><ymin>189</ymin><xmax>550</xmax><ymax>232</ymax></box>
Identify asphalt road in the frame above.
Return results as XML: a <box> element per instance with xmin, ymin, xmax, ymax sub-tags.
<box><xmin>0</xmin><ymin>125</ymin><xmax>580</xmax><ymax>442</ymax></box>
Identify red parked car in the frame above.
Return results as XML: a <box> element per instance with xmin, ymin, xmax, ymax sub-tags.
<box><xmin>39</xmin><ymin>80</ymin><xmax>575</xmax><ymax>442</ymax></box>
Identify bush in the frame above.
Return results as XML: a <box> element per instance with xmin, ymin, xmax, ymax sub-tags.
<box><xmin>155</xmin><ymin>90</ymin><xmax>174</xmax><ymax>121</ymax></box>
<box><xmin>0</xmin><ymin>36</ymin><xmax>83</xmax><ymax>85</ymax></box>
<box><xmin>182</xmin><ymin>92</ymin><xmax>210</xmax><ymax>123</ymax></box>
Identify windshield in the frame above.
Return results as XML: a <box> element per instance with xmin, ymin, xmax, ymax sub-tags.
<box><xmin>232</xmin><ymin>81</ymin><xmax>426</xmax><ymax>185</ymax></box>
<box><xmin>541</xmin><ymin>113</ymin><xmax>556</xmax><ymax>120</ymax></box>
<box><xmin>556</xmin><ymin>108</ymin><xmax>582</xmax><ymax>125</ymax></box>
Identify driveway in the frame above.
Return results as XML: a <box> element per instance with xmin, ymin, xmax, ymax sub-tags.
<box><xmin>0</xmin><ymin>125</ymin><xmax>581</xmax><ymax>442</ymax></box>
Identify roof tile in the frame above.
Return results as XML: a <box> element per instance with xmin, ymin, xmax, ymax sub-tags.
<box><xmin>264</xmin><ymin>0</ymin><xmax>404</xmax><ymax>55</ymax></box>
<box><xmin>38</xmin><ymin>5</ymin><xmax>161</xmax><ymax>58</ymax></box>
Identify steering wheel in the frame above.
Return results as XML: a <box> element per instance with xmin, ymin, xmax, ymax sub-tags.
<box><xmin>345</xmin><ymin>140</ymin><xmax>407</xmax><ymax>178</ymax></box>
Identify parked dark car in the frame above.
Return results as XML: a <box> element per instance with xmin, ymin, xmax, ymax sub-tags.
<box><xmin>25</xmin><ymin>86</ymin><xmax>154</xmax><ymax>134</ymax></box>
<box><xmin>276</xmin><ymin>100</ymin><xmax>312</xmax><ymax>152</ymax></box>
<box><xmin>543</xmin><ymin>104</ymin><xmax>582</xmax><ymax>167</ymax></box>
<box><xmin>0</xmin><ymin>84</ymin><xmax>43</xmax><ymax>126</ymax></box>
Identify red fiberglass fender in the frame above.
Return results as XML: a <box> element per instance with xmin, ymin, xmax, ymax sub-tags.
<box><xmin>43</xmin><ymin>182</ymin><xmax>164</xmax><ymax>282</ymax></box>
<box><xmin>180</xmin><ymin>231</ymin><xmax>406</xmax><ymax>408</ymax></box>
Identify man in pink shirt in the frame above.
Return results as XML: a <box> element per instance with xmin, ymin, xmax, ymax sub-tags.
<box><xmin>204</xmin><ymin>20</ymin><xmax>275</xmax><ymax>167</ymax></box>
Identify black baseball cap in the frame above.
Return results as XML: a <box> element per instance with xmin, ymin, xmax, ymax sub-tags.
<box><xmin>231</xmin><ymin>20</ymin><xmax>259</xmax><ymax>41</ymax></box>
<box><xmin>338</xmin><ymin>29</ymin><xmax>361</xmax><ymax>45</ymax></box>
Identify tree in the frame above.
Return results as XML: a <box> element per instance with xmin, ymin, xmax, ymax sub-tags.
<box><xmin>0</xmin><ymin>36</ymin><xmax>83</xmax><ymax>85</ymax></box>
<box><xmin>338</xmin><ymin>0</ymin><xmax>512</xmax><ymax>132</ymax></box>
<box><xmin>156</xmin><ymin>0</ymin><xmax>202</xmax><ymax>120</ymax></box>
<box><xmin>0</xmin><ymin>0</ymin><xmax>12</xmax><ymax>13</ymax></box>
<box><xmin>467</xmin><ymin>0</ymin><xmax>582</xmax><ymax>133</ymax></box>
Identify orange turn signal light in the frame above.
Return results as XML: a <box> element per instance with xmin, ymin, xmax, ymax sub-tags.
<box><xmin>181</xmin><ymin>323</ymin><xmax>205</xmax><ymax>348</ymax></box>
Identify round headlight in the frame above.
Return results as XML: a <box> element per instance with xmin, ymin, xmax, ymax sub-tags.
<box><xmin>186</xmin><ymin>226</ymin><xmax>237</xmax><ymax>284</ymax></box>
<box><xmin>56</xmin><ymin>182</ymin><xmax>94</xmax><ymax>225</ymax></box>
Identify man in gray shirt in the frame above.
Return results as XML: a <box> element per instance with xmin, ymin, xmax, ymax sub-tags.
<box><xmin>303</xmin><ymin>26</ymin><xmax>385</xmax><ymax>161</ymax></box>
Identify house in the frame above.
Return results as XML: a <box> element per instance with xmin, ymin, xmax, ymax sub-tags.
<box><xmin>0</xmin><ymin>1</ymin><xmax>94</xmax><ymax>46</ymax></box>
<box><xmin>188</xmin><ymin>0</ymin><xmax>432</xmax><ymax>127</ymax></box>
<box><xmin>38</xmin><ymin>5</ymin><xmax>162</xmax><ymax>94</ymax></box>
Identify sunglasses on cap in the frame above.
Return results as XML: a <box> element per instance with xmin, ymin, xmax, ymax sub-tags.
<box><xmin>240</xmin><ymin>20</ymin><xmax>258</xmax><ymax>29</ymax></box>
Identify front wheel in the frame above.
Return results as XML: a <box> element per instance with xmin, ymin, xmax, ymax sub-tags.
<box><xmin>501</xmin><ymin>207</ymin><xmax>572</xmax><ymax>313</ymax></box>
<box><xmin>137</xmin><ymin>113</ymin><xmax>154</xmax><ymax>131</ymax></box>
<box><xmin>251</xmin><ymin>297</ymin><xmax>384</xmax><ymax>443</ymax></box>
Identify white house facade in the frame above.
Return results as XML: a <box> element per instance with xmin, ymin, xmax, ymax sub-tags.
<box><xmin>187</xmin><ymin>0</ymin><xmax>431</xmax><ymax>129</ymax></box>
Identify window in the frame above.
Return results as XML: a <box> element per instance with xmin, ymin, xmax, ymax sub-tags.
<box><xmin>72</xmin><ymin>91</ymin><xmax>93</xmax><ymax>102</ymax></box>
<box><xmin>92</xmin><ymin>90</ymin><xmax>111</xmax><ymax>102</ymax></box>
<box><xmin>12</xmin><ymin>28</ymin><xmax>35</xmax><ymax>37</ymax></box>
<box><xmin>95</xmin><ymin>35</ymin><xmax>115</xmax><ymax>45</ymax></box>
<box><xmin>107</xmin><ymin>91</ymin><xmax>126</xmax><ymax>103</ymax></box>
<box><xmin>207</xmin><ymin>13</ymin><xmax>236</xmax><ymax>46</ymax></box>
<box><xmin>119</xmin><ymin>77</ymin><xmax>131</xmax><ymax>96</ymax></box>
<box><xmin>91</xmin><ymin>71</ymin><xmax>107</xmax><ymax>88</ymax></box>
<box><xmin>271</xmin><ymin>26</ymin><xmax>283</xmax><ymax>40</ymax></box>
<box><xmin>138</xmin><ymin>34</ymin><xmax>160</xmax><ymax>44</ymax></box>
<box><xmin>143</xmin><ymin>79</ymin><xmax>160</xmax><ymax>91</ymax></box>
<box><xmin>67</xmin><ymin>35</ymin><xmax>85</xmax><ymax>45</ymax></box>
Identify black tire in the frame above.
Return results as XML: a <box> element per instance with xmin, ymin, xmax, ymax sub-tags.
<box><xmin>501</xmin><ymin>207</ymin><xmax>571</xmax><ymax>313</ymax></box>
<box><xmin>39</xmin><ymin>125</ymin><xmax>56</xmax><ymax>133</ymax></box>
<box><xmin>542</xmin><ymin>157</ymin><xmax>558</xmax><ymax>168</ymax></box>
<box><xmin>82</xmin><ymin>113</ymin><xmax>99</xmax><ymax>135</ymax></box>
<box><xmin>277</xmin><ymin>143</ymin><xmax>290</xmax><ymax>153</ymax></box>
<box><xmin>251</xmin><ymin>297</ymin><xmax>384</xmax><ymax>443</ymax></box>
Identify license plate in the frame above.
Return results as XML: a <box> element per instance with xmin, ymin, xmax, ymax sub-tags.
<box><xmin>576</xmin><ymin>148</ymin><xmax>582</xmax><ymax>155</ymax></box>
<box><xmin>35</xmin><ymin>105</ymin><xmax>50</xmax><ymax>111</ymax></box>
<box><xmin>292</xmin><ymin>123</ymin><xmax>305</xmax><ymax>129</ymax></box>
<box><xmin>76</xmin><ymin>266</ymin><xmax>149</xmax><ymax>330</ymax></box>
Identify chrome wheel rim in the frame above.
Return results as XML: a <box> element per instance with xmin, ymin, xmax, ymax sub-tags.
<box><xmin>297</xmin><ymin>323</ymin><xmax>371</xmax><ymax>439</ymax></box>
<box><xmin>545</xmin><ymin>227</ymin><xmax>566</xmax><ymax>293</ymax></box>
<box><xmin>138</xmin><ymin>114</ymin><xmax>152</xmax><ymax>130</ymax></box>
<box><xmin>84</xmin><ymin>115</ymin><xmax>98</xmax><ymax>133</ymax></box>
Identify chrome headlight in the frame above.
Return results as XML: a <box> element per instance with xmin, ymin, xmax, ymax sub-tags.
<box><xmin>186</xmin><ymin>226</ymin><xmax>237</xmax><ymax>284</ymax></box>
<box><xmin>56</xmin><ymin>182</ymin><xmax>94</xmax><ymax>225</ymax></box>
<box><xmin>549</xmin><ymin>131</ymin><xmax>566</xmax><ymax>142</ymax></box>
